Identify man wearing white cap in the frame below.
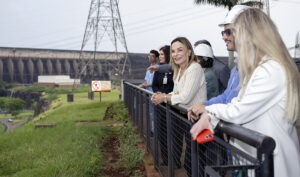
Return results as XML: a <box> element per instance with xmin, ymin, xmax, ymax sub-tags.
<box><xmin>194</xmin><ymin>43</ymin><xmax>219</xmax><ymax>100</ymax></box>
<box><xmin>189</xmin><ymin>5</ymin><xmax>251</xmax><ymax>121</ymax></box>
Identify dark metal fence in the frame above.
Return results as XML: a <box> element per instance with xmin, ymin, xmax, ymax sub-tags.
<box><xmin>122</xmin><ymin>80</ymin><xmax>275</xmax><ymax>177</ymax></box>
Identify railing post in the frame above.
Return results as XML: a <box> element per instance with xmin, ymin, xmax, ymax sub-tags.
<box><xmin>166</xmin><ymin>104</ymin><xmax>174</xmax><ymax>177</ymax></box>
<box><xmin>145</xmin><ymin>94</ymin><xmax>150</xmax><ymax>152</ymax></box>
<box><xmin>191</xmin><ymin>136</ymin><xmax>198</xmax><ymax>177</ymax></box>
<box><xmin>139</xmin><ymin>91</ymin><xmax>143</xmax><ymax>136</ymax></box>
<box><xmin>257</xmin><ymin>149</ymin><xmax>274</xmax><ymax>177</ymax></box>
<box><xmin>154</xmin><ymin>105</ymin><xmax>159</xmax><ymax>169</ymax></box>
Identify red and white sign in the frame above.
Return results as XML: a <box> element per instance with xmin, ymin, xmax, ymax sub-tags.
<box><xmin>92</xmin><ymin>81</ymin><xmax>111</xmax><ymax>92</ymax></box>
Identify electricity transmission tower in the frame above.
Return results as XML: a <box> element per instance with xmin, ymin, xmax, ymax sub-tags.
<box><xmin>72</xmin><ymin>0</ymin><xmax>131</xmax><ymax>91</ymax></box>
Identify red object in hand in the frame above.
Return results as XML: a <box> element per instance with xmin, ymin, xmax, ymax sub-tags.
<box><xmin>193</xmin><ymin>129</ymin><xmax>214</xmax><ymax>144</ymax></box>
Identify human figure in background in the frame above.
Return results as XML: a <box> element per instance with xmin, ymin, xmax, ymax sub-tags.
<box><xmin>152</xmin><ymin>37</ymin><xmax>206</xmax><ymax>176</ymax></box>
<box><xmin>152</xmin><ymin>45</ymin><xmax>173</xmax><ymax>94</ymax></box>
<box><xmin>139</xmin><ymin>49</ymin><xmax>159</xmax><ymax>135</ymax></box>
<box><xmin>194</xmin><ymin>40</ymin><xmax>230</xmax><ymax>94</ymax></box>
<box><xmin>194</xmin><ymin>42</ymin><xmax>219</xmax><ymax>100</ymax></box>
<box><xmin>151</xmin><ymin>45</ymin><xmax>174</xmax><ymax>167</ymax></box>
<box><xmin>190</xmin><ymin>7</ymin><xmax>300</xmax><ymax>177</ymax></box>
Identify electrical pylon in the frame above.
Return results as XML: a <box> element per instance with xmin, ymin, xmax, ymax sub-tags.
<box><xmin>72</xmin><ymin>0</ymin><xmax>131</xmax><ymax>93</ymax></box>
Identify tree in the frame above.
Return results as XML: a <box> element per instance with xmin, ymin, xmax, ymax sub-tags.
<box><xmin>0</xmin><ymin>97</ymin><xmax>26</xmax><ymax>116</ymax></box>
<box><xmin>194</xmin><ymin>0</ymin><xmax>263</xmax><ymax>10</ymax></box>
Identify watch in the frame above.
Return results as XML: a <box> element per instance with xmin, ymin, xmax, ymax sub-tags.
<box><xmin>164</xmin><ymin>94</ymin><xmax>167</xmax><ymax>103</ymax></box>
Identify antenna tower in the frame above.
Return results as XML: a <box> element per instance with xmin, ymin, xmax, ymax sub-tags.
<box><xmin>72</xmin><ymin>0</ymin><xmax>131</xmax><ymax>92</ymax></box>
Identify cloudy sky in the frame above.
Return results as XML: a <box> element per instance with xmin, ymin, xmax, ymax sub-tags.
<box><xmin>0</xmin><ymin>0</ymin><xmax>299</xmax><ymax>56</ymax></box>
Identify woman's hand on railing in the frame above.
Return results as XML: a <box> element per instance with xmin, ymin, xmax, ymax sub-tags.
<box><xmin>151</xmin><ymin>92</ymin><xmax>164</xmax><ymax>105</ymax></box>
<box><xmin>190</xmin><ymin>113</ymin><xmax>214</xmax><ymax>140</ymax></box>
<box><xmin>187</xmin><ymin>103</ymin><xmax>206</xmax><ymax>122</ymax></box>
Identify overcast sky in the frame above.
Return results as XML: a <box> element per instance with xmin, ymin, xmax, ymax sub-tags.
<box><xmin>0</xmin><ymin>0</ymin><xmax>299</xmax><ymax>56</ymax></box>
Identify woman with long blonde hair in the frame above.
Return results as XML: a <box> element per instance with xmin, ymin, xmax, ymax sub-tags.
<box><xmin>189</xmin><ymin>8</ymin><xmax>300</xmax><ymax>177</ymax></box>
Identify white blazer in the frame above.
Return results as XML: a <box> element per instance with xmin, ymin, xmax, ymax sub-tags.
<box><xmin>206</xmin><ymin>56</ymin><xmax>300</xmax><ymax>177</ymax></box>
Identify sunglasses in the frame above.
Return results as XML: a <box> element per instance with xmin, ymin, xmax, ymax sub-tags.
<box><xmin>221</xmin><ymin>28</ymin><xmax>232</xmax><ymax>36</ymax></box>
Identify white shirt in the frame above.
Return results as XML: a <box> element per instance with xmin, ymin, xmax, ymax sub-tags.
<box><xmin>206</xmin><ymin>56</ymin><xmax>300</xmax><ymax>177</ymax></box>
<box><xmin>170</xmin><ymin>62</ymin><xmax>207</xmax><ymax>107</ymax></box>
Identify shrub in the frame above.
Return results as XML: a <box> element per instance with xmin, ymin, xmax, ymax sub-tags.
<box><xmin>104</xmin><ymin>101</ymin><xmax>128</xmax><ymax>121</ymax></box>
<box><xmin>46</xmin><ymin>94</ymin><xmax>58</xmax><ymax>103</ymax></box>
<box><xmin>117</xmin><ymin>122</ymin><xmax>144</xmax><ymax>176</ymax></box>
<box><xmin>0</xmin><ymin>97</ymin><xmax>26</xmax><ymax>116</ymax></box>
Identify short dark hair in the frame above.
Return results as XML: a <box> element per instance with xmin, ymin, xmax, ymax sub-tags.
<box><xmin>194</xmin><ymin>39</ymin><xmax>211</xmax><ymax>47</ymax></box>
<box><xmin>197</xmin><ymin>56</ymin><xmax>214</xmax><ymax>68</ymax></box>
<box><xmin>150</xmin><ymin>50</ymin><xmax>159</xmax><ymax>58</ymax></box>
<box><xmin>159</xmin><ymin>45</ymin><xmax>170</xmax><ymax>64</ymax></box>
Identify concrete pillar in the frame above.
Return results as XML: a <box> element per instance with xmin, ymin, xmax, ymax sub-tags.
<box><xmin>64</xmin><ymin>60</ymin><xmax>70</xmax><ymax>75</ymax></box>
<box><xmin>27</xmin><ymin>59</ymin><xmax>34</xmax><ymax>83</ymax></box>
<box><xmin>17</xmin><ymin>59</ymin><xmax>24</xmax><ymax>82</ymax></box>
<box><xmin>0</xmin><ymin>59</ymin><xmax>3</xmax><ymax>81</ymax></box>
<box><xmin>72</xmin><ymin>60</ymin><xmax>78</xmax><ymax>77</ymax></box>
<box><xmin>7</xmin><ymin>58</ymin><xmax>14</xmax><ymax>81</ymax></box>
<box><xmin>80</xmin><ymin>60</ymin><xmax>87</xmax><ymax>76</ymax></box>
<box><xmin>37</xmin><ymin>59</ymin><xmax>43</xmax><ymax>75</ymax></box>
<box><xmin>97</xmin><ymin>62</ymin><xmax>102</xmax><ymax>77</ymax></box>
<box><xmin>46</xmin><ymin>59</ymin><xmax>52</xmax><ymax>75</ymax></box>
<box><xmin>88</xmin><ymin>62</ymin><xmax>94</xmax><ymax>76</ymax></box>
<box><xmin>55</xmin><ymin>59</ymin><xmax>61</xmax><ymax>75</ymax></box>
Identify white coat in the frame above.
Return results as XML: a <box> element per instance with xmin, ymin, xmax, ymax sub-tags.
<box><xmin>206</xmin><ymin>56</ymin><xmax>300</xmax><ymax>177</ymax></box>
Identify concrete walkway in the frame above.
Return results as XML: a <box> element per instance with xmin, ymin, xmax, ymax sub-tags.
<box><xmin>0</xmin><ymin>118</ymin><xmax>29</xmax><ymax>132</ymax></box>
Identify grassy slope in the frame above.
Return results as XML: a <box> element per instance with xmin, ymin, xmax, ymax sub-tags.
<box><xmin>0</xmin><ymin>90</ymin><xmax>120</xmax><ymax>177</ymax></box>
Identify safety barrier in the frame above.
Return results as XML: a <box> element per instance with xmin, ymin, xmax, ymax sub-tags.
<box><xmin>122</xmin><ymin>80</ymin><xmax>275</xmax><ymax>177</ymax></box>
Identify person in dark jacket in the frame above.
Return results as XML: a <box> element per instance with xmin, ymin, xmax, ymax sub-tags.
<box><xmin>152</xmin><ymin>45</ymin><xmax>174</xmax><ymax>94</ymax></box>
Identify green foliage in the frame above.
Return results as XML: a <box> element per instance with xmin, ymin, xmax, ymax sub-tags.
<box><xmin>0</xmin><ymin>81</ymin><xmax>14</xmax><ymax>94</ymax></box>
<box><xmin>194</xmin><ymin>0</ymin><xmax>263</xmax><ymax>10</ymax></box>
<box><xmin>0</xmin><ymin>97</ymin><xmax>26</xmax><ymax>116</ymax></box>
<box><xmin>117</xmin><ymin>122</ymin><xmax>144</xmax><ymax>176</ymax></box>
<box><xmin>0</xmin><ymin>123</ymin><xmax>4</xmax><ymax>134</ymax></box>
<box><xmin>104</xmin><ymin>101</ymin><xmax>128</xmax><ymax>121</ymax></box>
<box><xmin>13</xmin><ymin>85</ymin><xmax>92</xmax><ymax>94</ymax></box>
<box><xmin>46</xmin><ymin>94</ymin><xmax>58</xmax><ymax>103</ymax></box>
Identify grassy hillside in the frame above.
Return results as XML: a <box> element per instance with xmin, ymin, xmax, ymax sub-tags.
<box><xmin>0</xmin><ymin>90</ymin><xmax>124</xmax><ymax>177</ymax></box>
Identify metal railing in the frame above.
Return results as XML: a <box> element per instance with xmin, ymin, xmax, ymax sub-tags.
<box><xmin>122</xmin><ymin>80</ymin><xmax>275</xmax><ymax>177</ymax></box>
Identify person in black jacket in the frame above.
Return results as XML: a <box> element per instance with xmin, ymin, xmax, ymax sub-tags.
<box><xmin>152</xmin><ymin>45</ymin><xmax>174</xmax><ymax>94</ymax></box>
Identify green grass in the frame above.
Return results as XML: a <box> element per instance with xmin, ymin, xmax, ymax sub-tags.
<box><xmin>0</xmin><ymin>110</ymin><xmax>34</xmax><ymax>120</ymax></box>
<box><xmin>0</xmin><ymin>123</ymin><xmax>4</xmax><ymax>134</ymax></box>
<box><xmin>0</xmin><ymin>90</ymin><xmax>122</xmax><ymax>177</ymax></box>
<box><xmin>12</xmin><ymin>85</ymin><xmax>92</xmax><ymax>94</ymax></box>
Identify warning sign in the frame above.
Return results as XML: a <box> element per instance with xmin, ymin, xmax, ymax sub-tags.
<box><xmin>92</xmin><ymin>81</ymin><xmax>111</xmax><ymax>92</ymax></box>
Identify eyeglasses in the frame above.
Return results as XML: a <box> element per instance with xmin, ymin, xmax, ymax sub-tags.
<box><xmin>221</xmin><ymin>28</ymin><xmax>232</xmax><ymax>36</ymax></box>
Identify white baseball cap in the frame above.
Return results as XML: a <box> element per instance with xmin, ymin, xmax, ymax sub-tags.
<box><xmin>218</xmin><ymin>5</ymin><xmax>251</xmax><ymax>27</ymax></box>
<box><xmin>194</xmin><ymin>43</ymin><xmax>214</xmax><ymax>59</ymax></box>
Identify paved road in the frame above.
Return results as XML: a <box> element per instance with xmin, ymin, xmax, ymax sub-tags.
<box><xmin>0</xmin><ymin>118</ymin><xmax>28</xmax><ymax>132</ymax></box>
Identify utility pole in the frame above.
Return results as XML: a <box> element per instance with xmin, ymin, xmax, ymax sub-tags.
<box><xmin>69</xmin><ymin>0</ymin><xmax>131</xmax><ymax>102</ymax></box>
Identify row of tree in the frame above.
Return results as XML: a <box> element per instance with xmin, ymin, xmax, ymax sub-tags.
<box><xmin>194</xmin><ymin>0</ymin><xmax>265</xmax><ymax>10</ymax></box>
<box><xmin>0</xmin><ymin>97</ymin><xmax>26</xmax><ymax>116</ymax></box>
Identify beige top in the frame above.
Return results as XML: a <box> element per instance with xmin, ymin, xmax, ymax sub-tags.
<box><xmin>170</xmin><ymin>62</ymin><xmax>207</xmax><ymax>107</ymax></box>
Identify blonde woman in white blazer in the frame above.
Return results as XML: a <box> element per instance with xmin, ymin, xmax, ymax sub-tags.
<box><xmin>189</xmin><ymin>8</ymin><xmax>300</xmax><ymax>177</ymax></box>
